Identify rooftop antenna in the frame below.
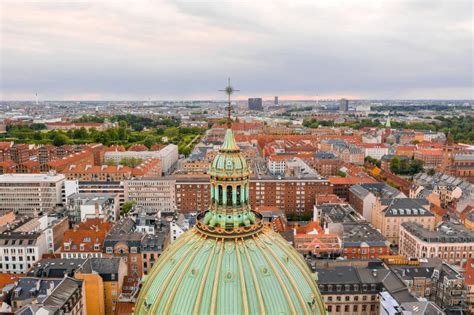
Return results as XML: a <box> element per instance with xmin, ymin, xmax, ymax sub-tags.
<box><xmin>219</xmin><ymin>78</ymin><xmax>240</xmax><ymax>128</ymax></box>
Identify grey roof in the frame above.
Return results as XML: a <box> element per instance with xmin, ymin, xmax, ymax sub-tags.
<box><xmin>319</xmin><ymin>204</ymin><xmax>362</xmax><ymax>224</ymax></box>
<box><xmin>68</xmin><ymin>192</ymin><xmax>117</xmax><ymax>206</ymax></box>
<box><xmin>401</xmin><ymin>221</ymin><xmax>474</xmax><ymax>243</ymax></box>
<box><xmin>316</xmin><ymin>265</ymin><xmax>417</xmax><ymax>303</ymax></box>
<box><xmin>85</xmin><ymin>257</ymin><xmax>122</xmax><ymax>277</ymax></box>
<box><xmin>27</xmin><ymin>258</ymin><xmax>87</xmax><ymax>278</ymax></box>
<box><xmin>350</xmin><ymin>182</ymin><xmax>404</xmax><ymax>200</ymax></box>
<box><xmin>0</xmin><ymin>232</ymin><xmax>41</xmax><ymax>246</ymax></box>
<box><xmin>315</xmin><ymin>151</ymin><xmax>337</xmax><ymax>160</ymax></box>
<box><xmin>10</xmin><ymin>278</ymin><xmax>62</xmax><ymax>302</ymax></box>
<box><xmin>42</xmin><ymin>277</ymin><xmax>83</xmax><ymax>311</ymax></box>
<box><xmin>453</xmin><ymin>153</ymin><xmax>474</xmax><ymax>161</ymax></box>
<box><xmin>400</xmin><ymin>301</ymin><xmax>444</xmax><ymax>315</ymax></box>
<box><xmin>382</xmin><ymin>198</ymin><xmax>433</xmax><ymax>217</ymax></box>
<box><xmin>316</xmin><ymin>266</ymin><xmax>361</xmax><ymax>284</ymax></box>
<box><xmin>141</xmin><ymin>233</ymin><xmax>166</xmax><ymax>252</ymax></box>
<box><xmin>343</xmin><ymin>222</ymin><xmax>390</xmax><ymax>247</ymax></box>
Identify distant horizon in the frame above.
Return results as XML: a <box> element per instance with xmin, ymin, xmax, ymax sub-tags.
<box><xmin>1</xmin><ymin>97</ymin><xmax>473</xmax><ymax>103</ymax></box>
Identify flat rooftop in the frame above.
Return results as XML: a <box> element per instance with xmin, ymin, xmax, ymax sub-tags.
<box><xmin>0</xmin><ymin>173</ymin><xmax>65</xmax><ymax>183</ymax></box>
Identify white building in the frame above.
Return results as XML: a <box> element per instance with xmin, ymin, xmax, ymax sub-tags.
<box><xmin>268</xmin><ymin>156</ymin><xmax>286</xmax><ymax>175</ymax></box>
<box><xmin>104</xmin><ymin>144</ymin><xmax>178</xmax><ymax>175</ymax></box>
<box><xmin>0</xmin><ymin>174</ymin><xmax>65</xmax><ymax>216</ymax></box>
<box><xmin>362</xmin><ymin>134</ymin><xmax>382</xmax><ymax>144</ymax></box>
<box><xmin>66</xmin><ymin>193</ymin><xmax>120</xmax><ymax>225</ymax></box>
<box><xmin>170</xmin><ymin>214</ymin><xmax>194</xmax><ymax>243</ymax></box>
<box><xmin>124</xmin><ymin>179</ymin><xmax>176</xmax><ymax>213</ymax></box>
<box><xmin>361</xmin><ymin>144</ymin><xmax>389</xmax><ymax>160</ymax></box>
<box><xmin>0</xmin><ymin>232</ymin><xmax>47</xmax><ymax>273</ymax></box>
<box><xmin>356</xmin><ymin>104</ymin><xmax>371</xmax><ymax>112</ymax></box>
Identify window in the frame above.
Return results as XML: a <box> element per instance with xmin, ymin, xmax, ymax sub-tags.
<box><xmin>106</xmin><ymin>247</ymin><xmax>113</xmax><ymax>254</ymax></box>
<box><xmin>131</xmin><ymin>247</ymin><xmax>137</xmax><ymax>254</ymax></box>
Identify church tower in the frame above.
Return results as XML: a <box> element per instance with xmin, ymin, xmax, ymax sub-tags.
<box><xmin>134</xmin><ymin>80</ymin><xmax>326</xmax><ymax>314</ymax></box>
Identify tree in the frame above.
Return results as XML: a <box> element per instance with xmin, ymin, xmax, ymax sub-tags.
<box><xmin>164</xmin><ymin>127</ymin><xmax>179</xmax><ymax>139</ymax></box>
<box><xmin>105</xmin><ymin>159</ymin><xmax>116</xmax><ymax>166</ymax></box>
<box><xmin>143</xmin><ymin>135</ymin><xmax>157</xmax><ymax>148</ymax></box>
<box><xmin>33</xmin><ymin>132</ymin><xmax>43</xmax><ymax>141</ymax></box>
<box><xmin>336</xmin><ymin>170</ymin><xmax>347</xmax><ymax>177</ymax></box>
<box><xmin>121</xmin><ymin>201</ymin><xmax>136</xmax><ymax>216</ymax></box>
<box><xmin>52</xmin><ymin>134</ymin><xmax>69</xmax><ymax>146</ymax></box>
<box><xmin>120</xmin><ymin>157</ymin><xmax>143</xmax><ymax>168</ymax></box>
<box><xmin>390</xmin><ymin>156</ymin><xmax>400</xmax><ymax>174</ymax></box>
<box><xmin>409</xmin><ymin>159</ymin><xmax>424</xmax><ymax>174</ymax></box>
<box><xmin>427</xmin><ymin>168</ymin><xmax>436</xmax><ymax>176</ymax></box>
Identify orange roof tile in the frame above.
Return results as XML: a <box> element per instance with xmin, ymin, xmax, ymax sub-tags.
<box><xmin>0</xmin><ymin>273</ymin><xmax>21</xmax><ymax>290</ymax></box>
<box><xmin>295</xmin><ymin>221</ymin><xmax>324</xmax><ymax>235</ymax></box>
<box><xmin>465</xmin><ymin>258</ymin><xmax>474</xmax><ymax>286</ymax></box>
<box><xmin>328</xmin><ymin>176</ymin><xmax>377</xmax><ymax>185</ymax></box>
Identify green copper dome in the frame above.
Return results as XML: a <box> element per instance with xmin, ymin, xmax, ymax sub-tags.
<box><xmin>211</xmin><ymin>129</ymin><xmax>249</xmax><ymax>176</ymax></box>
<box><xmin>135</xmin><ymin>128</ymin><xmax>326</xmax><ymax>315</ymax></box>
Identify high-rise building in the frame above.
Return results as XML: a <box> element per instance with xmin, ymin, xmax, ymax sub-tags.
<box><xmin>135</xmin><ymin>104</ymin><xmax>325</xmax><ymax>313</ymax></box>
<box><xmin>248</xmin><ymin>97</ymin><xmax>263</xmax><ymax>110</ymax></box>
<box><xmin>274</xmin><ymin>96</ymin><xmax>279</xmax><ymax>105</ymax></box>
<box><xmin>339</xmin><ymin>98</ymin><xmax>349</xmax><ymax>112</ymax></box>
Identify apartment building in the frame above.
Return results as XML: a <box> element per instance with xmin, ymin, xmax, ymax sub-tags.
<box><xmin>0</xmin><ymin>232</ymin><xmax>48</xmax><ymax>274</ymax></box>
<box><xmin>66</xmin><ymin>193</ymin><xmax>120</xmax><ymax>225</ymax></box>
<box><xmin>61</xmin><ymin>218</ymin><xmax>113</xmax><ymax>259</ymax></box>
<box><xmin>348</xmin><ymin>183</ymin><xmax>406</xmax><ymax>222</ymax></box>
<box><xmin>124</xmin><ymin>178</ymin><xmax>176</xmax><ymax>212</ymax></box>
<box><xmin>399</xmin><ymin>221</ymin><xmax>474</xmax><ymax>266</ymax></box>
<box><xmin>372</xmin><ymin>198</ymin><xmax>435</xmax><ymax>245</ymax></box>
<box><xmin>316</xmin><ymin>261</ymin><xmax>417</xmax><ymax>315</ymax></box>
<box><xmin>0</xmin><ymin>173</ymin><xmax>65</xmax><ymax>216</ymax></box>
<box><xmin>414</xmin><ymin>149</ymin><xmax>444</xmax><ymax>169</ymax></box>
<box><xmin>390</xmin><ymin>258</ymin><xmax>467</xmax><ymax>312</ymax></box>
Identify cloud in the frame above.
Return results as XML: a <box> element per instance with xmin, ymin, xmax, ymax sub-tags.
<box><xmin>0</xmin><ymin>0</ymin><xmax>472</xmax><ymax>100</ymax></box>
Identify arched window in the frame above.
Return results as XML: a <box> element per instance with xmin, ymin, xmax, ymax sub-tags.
<box><xmin>218</xmin><ymin>185</ymin><xmax>223</xmax><ymax>205</ymax></box>
<box><xmin>226</xmin><ymin>185</ymin><xmax>232</xmax><ymax>206</ymax></box>
<box><xmin>236</xmin><ymin>185</ymin><xmax>241</xmax><ymax>206</ymax></box>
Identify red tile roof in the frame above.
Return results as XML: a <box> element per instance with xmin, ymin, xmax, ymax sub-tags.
<box><xmin>62</xmin><ymin>219</ymin><xmax>113</xmax><ymax>253</ymax></box>
<box><xmin>328</xmin><ymin>176</ymin><xmax>377</xmax><ymax>185</ymax></box>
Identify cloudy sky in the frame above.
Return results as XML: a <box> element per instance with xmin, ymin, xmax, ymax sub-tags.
<box><xmin>0</xmin><ymin>0</ymin><xmax>472</xmax><ymax>100</ymax></box>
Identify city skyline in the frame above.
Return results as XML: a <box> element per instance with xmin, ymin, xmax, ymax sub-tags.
<box><xmin>1</xmin><ymin>0</ymin><xmax>473</xmax><ymax>101</ymax></box>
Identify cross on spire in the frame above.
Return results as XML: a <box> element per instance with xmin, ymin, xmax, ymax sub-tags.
<box><xmin>219</xmin><ymin>78</ymin><xmax>239</xmax><ymax>128</ymax></box>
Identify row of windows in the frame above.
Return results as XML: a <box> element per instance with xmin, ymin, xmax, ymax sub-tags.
<box><xmin>327</xmin><ymin>303</ymin><xmax>376</xmax><ymax>313</ymax></box>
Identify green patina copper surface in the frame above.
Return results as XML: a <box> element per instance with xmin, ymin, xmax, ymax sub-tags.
<box><xmin>134</xmin><ymin>128</ymin><xmax>327</xmax><ymax>315</ymax></box>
